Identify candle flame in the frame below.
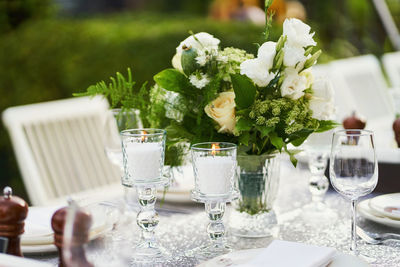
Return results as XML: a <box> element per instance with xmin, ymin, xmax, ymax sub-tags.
<box><xmin>211</xmin><ymin>143</ymin><xmax>220</xmax><ymax>156</ymax></box>
<box><xmin>141</xmin><ymin>130</ymin><xmax>147</xmax><ymax>142</ymax></box>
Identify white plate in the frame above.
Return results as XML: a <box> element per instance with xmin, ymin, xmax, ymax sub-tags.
<box><xmin>157</xmin><ymin>165</ymin><xmax>194</xmax><ymax>203</ymax></box>
<box><xmin>358</xmin><ymin>199</ymin><xmax>400</xmax><ymax>228</ymax></box>
<box><xmin>197</xmin><ymin>248</ymin><xmax>369</xmax><ymax>267</ymax></box>
<box><xmin>369</xmin><ymin>193</ymin><xmax>400</xmax><ymax>220</ymax></box>
<box><xmin>22</xmin><ymin>204</ymin><xmax>117</xmax><ymax>254</ymax></box>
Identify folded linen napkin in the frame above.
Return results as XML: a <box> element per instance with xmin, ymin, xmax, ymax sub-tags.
<box><xmin>237</xmin><ymin>240</ymin><xmax>336</xmax><ymax>267</ymax></box>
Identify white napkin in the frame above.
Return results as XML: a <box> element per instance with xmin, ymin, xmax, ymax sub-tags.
<box><xmin>22</xmin><ymin>206</ymin><xmax>60</xmax><ymax>245</ymax></box>
<box><xmin>237</xmin><ymin>240</ymin><xmax>336</xmax><ymax>267</ymax></box>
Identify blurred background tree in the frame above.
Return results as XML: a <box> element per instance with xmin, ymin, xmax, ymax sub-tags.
<box><xmin>0</xmin><ymin>0</ymin><xmax>398</xmax><ymax>202</ymax></box>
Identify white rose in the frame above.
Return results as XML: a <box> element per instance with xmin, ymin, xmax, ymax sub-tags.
<box><xmin>281</xmin><ymin>67</ymin><xmax>307</xmax><ymax>100</ymax></box>
<box><xmin>257</xmin><ymin>41</ymin><xmax>277</xmax><ymax>69</ymax></box>
<box><xmin>283</xmin><ymin>18</ymin><xmax>316</xmax><ymax>48</ymax></box>
<box><xmin>240</xmin><ymin>58</ymin><xmax>276</xmax><ymax>87</ymax></box>
<box><xmin>204</xmin><ymin>92</ymin><xmax>236</xmax><ymax>134</ymax></box>
<box><xmin>309</xmin><ymin>79</ymin><xmax>335</xmax><ymax>120</ymax></box>
<box><xmin>283</xmin><ymin>43</ymin><xmax>306</xmax><ymax>67</ymax></box>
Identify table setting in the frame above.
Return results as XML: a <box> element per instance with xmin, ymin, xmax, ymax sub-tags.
<box><xmin>2</xmin><ymin>1</ymin><xmax>400</xmax><ymax>266</ymax></box>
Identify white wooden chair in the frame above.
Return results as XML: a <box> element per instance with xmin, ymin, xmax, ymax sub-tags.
<box><xmin>382</xmin><ymin>51</ymin><xmax>400</xmax><ymax>87</ymax></box>
<box><xmin>329</xmin><ymin>55</ymin><xmax>396</xmax><ymax>150</ymax></box>
<box><xmin>312</xmin><ymin>64</ymin><xmax>357</xmax><ymax>122</ymax></box>
<box><xmin>329</xmin><ymin>54</ymin><xmax>394</xmax><ymax>121</ymax></box>
<box><xmin>2</xmin><ymin>96</ymin><xmax>122</xmax><ymax>206</ymax></box>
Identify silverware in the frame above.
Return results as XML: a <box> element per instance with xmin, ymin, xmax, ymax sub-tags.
<box><xmin>357</xmin><ymin>226</ymin><xmax>400</xmax><ymax>245</ymax></box>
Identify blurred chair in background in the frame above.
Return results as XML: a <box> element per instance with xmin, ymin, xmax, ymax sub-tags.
<box><xmin>2</xmin><ymin>97</ymin><xmax>121</xmax><ymax>206</ymax></box>
<box><xmin>382</xmin><ymin>51</ymin><xmax>400</xmax><ymax>88</ymax></box>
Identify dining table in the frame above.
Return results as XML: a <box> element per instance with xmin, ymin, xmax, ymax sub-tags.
<box><xmin>26</xmin><ymin>156</ymin><xmax>400</xmax><ymax>266</ymax></box>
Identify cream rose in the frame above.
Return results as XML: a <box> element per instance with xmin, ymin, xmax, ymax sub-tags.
<box><xmin>205</xmin><ymin>92</ymin><xmax>236</xmax><ymax>134</ymax></box>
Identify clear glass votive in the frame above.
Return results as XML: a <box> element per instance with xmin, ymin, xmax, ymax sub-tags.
<box><xmin>120</xmin><ymin>129</ymin><xmax>170</xmax><ymax>264</ymax></box>
<box><xmin>188</xmin><ymin>142</ymin><xmax>238</xmax><ymax>260</ymax></box>
<box><xmin>121</xmin><ymin>129</ymin><xmax>166</xmax><ymax>185</ymax></box>
<box><xmin>191</xmin><ymin>142</ymin><xmax>237</xmax><ymax>199</ymax></box>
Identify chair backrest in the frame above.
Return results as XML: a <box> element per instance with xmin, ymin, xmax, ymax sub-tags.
<box><xmin>2</xmin><ymin>96</ymin><xmax>120</xmax><ymax>206</ymax></box>
<box><xmin>312</xmin><ymin>64</ymin><xmax>357</xmax><ymax>122</ymax></box>
<box><xmin>329</xmin><ymin>54</ymin><xmax>394</xmax><ymax>122</ymax></box>
<box><xmin>382</xmin><ymin>51</ymin><xmax>400</xmax><ymax>87</ymax></box>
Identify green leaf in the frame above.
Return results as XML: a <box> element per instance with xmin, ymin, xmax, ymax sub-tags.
<box><xmin>231</xmin><ymin>74</ymin><xmax>257</xmax><ymax>109</ymax></box>
<box><xmin>154</xmin><ymin>69</ymin><xmax>192</xmax><ymax>94</ymax></box>
<box><xmin>284</xmin><ymin>145</ymin><xmax>298</xmax><ymax>167</ymax></box>
<box><xmin>269</xmin><ymin>132</ymin><xmax>284</xmax><ymax>151</ymax></box>
<box><xmin>289</xmin><ymin>129</ymin><xmax>314</xmax><ymax>147</ymax></box>
<box><xmin>315</xmin><ymin>120</ymin><xmax>339</xmax><ymax>133</ymax></box>
<box><xmin>236</xmin><ymin>117</ymin><xmax>253</xmax><ymax>132</ymax></box>
<box><xmin>255</xmin><ymin>125</ymin><xmax>273</xmax><ymax>138</ymax></box>
<box><xmin>239</xmin><ymin>132</ymin><xmax>250</xmax><ymax>146</ymax></box>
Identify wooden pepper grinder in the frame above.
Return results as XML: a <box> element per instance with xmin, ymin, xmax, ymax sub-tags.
<box><xmin>0</xmin><ymin>186</ymin><xmax>28</xmax><ymax>256</ymax></box>
<box><xmin>51</xmin><ymin>203</ymin><xmax>93</xmax><ymax>267</ymax></box>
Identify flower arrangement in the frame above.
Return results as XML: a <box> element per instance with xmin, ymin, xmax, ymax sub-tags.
<box><xmin>151</xmin><ymin>17</ymin><xmax>336</xmax><ymax>166</ymax></box>
<box><xmin>77</xmin><ymin>1</ymin><xmax>336</xmax><ymax>167</ymax></box>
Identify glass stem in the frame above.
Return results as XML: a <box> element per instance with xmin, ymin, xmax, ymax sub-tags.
<box><xmin>136</xmin><ymin>186</ymin><xmax>158</xmax><ymax>248</ymax></box>
<box><xmin>350</xmin><ymin>199</ymin><xmax>357</xmax><ymax>254</ymax></box>
<box><xmin>205</xmin><ymin>202</ymin><xmax>226</xmax><ymax>249</ymax></box>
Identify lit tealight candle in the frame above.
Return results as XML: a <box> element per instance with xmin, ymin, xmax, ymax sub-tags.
<box><xmin>124</xmin><ymin>132</ymin><xmax>163</xmax><ymax>182</ymax></box>
<box><xmin>194</xmin><ymin>144</ymin><xmax>235</xmax><ymax>195</ymax></box>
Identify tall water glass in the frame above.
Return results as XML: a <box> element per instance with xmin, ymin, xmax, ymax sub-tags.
<box><xmin>330</xmin><ymin>129</ymin><xmax>378</xmax><ymax>256</ymax></box>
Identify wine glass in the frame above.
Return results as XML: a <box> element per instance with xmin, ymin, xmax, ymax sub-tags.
<box><xmin>330</xmin><ymin>129</ymin><xmax>378</xmax><ymax>257</ymax></box>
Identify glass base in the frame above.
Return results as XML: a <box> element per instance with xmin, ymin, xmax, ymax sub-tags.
<box><xmin>186</xmin><ymin>243</ymin><xmax>232</xmax><ymax>261</ymax></box>
<box><xmin>229</xmin><ymin>209</ymin><xmax>279</xmax><ymax>238</ymax></box>
<box><xmin>131</xmin><ymin>242</ymin><xmax>170</xmax><ymax>264</ymax></box>
<box><xmin>301</xmin><ymin>202</ymin><xmax>338</xmax><ymax>222</ymax></box>
<box><xmin>347</xmin><ymin>248</ymin><xmax>376</xmax><ymax>264</ymax></box>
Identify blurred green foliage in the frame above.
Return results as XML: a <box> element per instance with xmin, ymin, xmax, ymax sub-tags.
<box><xmin>0</xmin><ymin>0</ymin><xmax>54</xmax><ymax>33</ymax></box>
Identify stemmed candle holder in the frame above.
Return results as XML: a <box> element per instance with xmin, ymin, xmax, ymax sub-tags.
<box><xmin>121</xmin><ymin>129</ymin><xmax>169</xmax><ymax>263</ymax></box>
<box><xmin>188</xmin><ymin>142</ymin><xmax>238</xmax><ymax>260</ymax></box>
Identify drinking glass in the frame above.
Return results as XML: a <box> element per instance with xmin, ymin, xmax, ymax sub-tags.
<box><xmin>330</xmin><ymin>129</ymin><xmax>378</xmax><ymax>256</ymax></box>
<box><xmin>187</xmin><ymin>142</ymin><xmax>238</xmax><ymax>260</ymax></box>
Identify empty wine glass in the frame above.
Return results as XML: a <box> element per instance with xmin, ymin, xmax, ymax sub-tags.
<box><xmin>330</xmin><ymin>129</ymin><xmax>378</xmax><ymax>257</ymax></box>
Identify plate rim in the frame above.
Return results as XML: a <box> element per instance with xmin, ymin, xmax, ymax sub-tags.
<box><xmin>368</xmin><ymin>193</ymin><xmax>400</xmax><ymax>220</ymax></box>
<box><xmin>358</xmin><ymin>199</ymin><xmax>400</xmax><ymax>228</ymax></box>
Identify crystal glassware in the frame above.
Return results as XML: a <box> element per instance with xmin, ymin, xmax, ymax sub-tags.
<box><xmin>330</xmin><ymin>129</ymin><xmax>378</xmax><ymax>256</ymax></box>
<box><xmin>121</xmin><ymin>129</ymin><xmax>169</xmax><ymax>263</ymax></box>
<box><xmin>299</xmin><ymin>131</ymin><xmax>338</xmax><ymax>221</ymax></box>
<box><xmin>188</xmin><ymin>142</ymin><xmax>238</xmax><ymax>260</ymax></box>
